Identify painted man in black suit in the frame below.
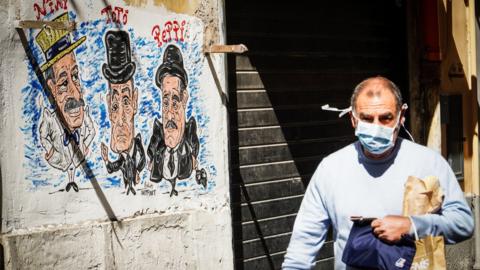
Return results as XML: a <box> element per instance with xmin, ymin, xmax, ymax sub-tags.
<box><xmin>148</xmin><ymin>45</ymin><xmax>207</xmax><ymax>196</ymax></box>
<box><xmin>100</xmin><ymin>30</ymin><xmax>145</xmax><ymax>195</ymax></box>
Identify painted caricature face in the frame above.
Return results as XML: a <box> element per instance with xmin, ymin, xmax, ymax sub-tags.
<box><xmin>47</xmin><ymin>52</ymin><xmax>84</xmax><ymax>131</ymax></box>
<box><xmin>161</xmin><ymin>75</ymin><xmax>187</xmax><ymax>149</ymax></box>
<box><xmin>107</xmin><ymin>80</ymin><xmax>138</xmax><ymax>153</ymax></box>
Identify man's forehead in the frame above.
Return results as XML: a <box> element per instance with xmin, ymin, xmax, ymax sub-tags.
<box><xmin>53</xmin><ymin>53</ymin><xmax>77</xmax><ymax>74</ymax></box>
<box><xmin>111</xmin><ymin>81</ymin><xmax>133</xmax><ymax>93</ymax></box>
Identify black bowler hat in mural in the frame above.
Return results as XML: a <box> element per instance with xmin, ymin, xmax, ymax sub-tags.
<box><xmin>155</xmin><ymin>45</ymin><xmax>188</xmax><ymax>88</ymax></box>
<box><xmin>35</xmin><ymin>12</ymin><xmax>86</xmax><ymax>72</ymax></box>
<box><xmin>102</xmin><ymin>31</ymin><xmax>136</xmax><ymax>84</ymax></box>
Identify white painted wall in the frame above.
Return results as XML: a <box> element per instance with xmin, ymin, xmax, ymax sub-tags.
<box><xmin>0</xmin><ymin>0</ymin><xmax>232</xmax><ymax>268</ymax></box>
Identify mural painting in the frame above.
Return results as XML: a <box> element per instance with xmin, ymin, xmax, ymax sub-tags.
<box><xmin>21</xmin><ymin>3</ymin><xmax>215</xmax><ymax>202</ymax></box>
<box><xmin>100</xmin><ymin>30</ymin><xmax>145</xmax><ymax>196</ymax></box>
<box><xmin>148</xmin><ymin>44</ymin><xmax>207</xmax><ymax>196</ymax></box>
<box><xmin>37</xmin><ymin>12</ymin><xmax>96</xmax><ymax>193</ymax></box>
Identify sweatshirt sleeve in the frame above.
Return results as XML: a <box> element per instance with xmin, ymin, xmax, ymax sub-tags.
<box><xmin>410</xmin><ymin>156</ymin><xmax>474</xmax><ymax>244</ymax></box>
<box><xmin>282</xmin><ymin>162</ymin><xmax>331</xmax><ymax>269</ymax></box>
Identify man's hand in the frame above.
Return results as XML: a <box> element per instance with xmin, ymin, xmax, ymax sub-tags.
<box><xmin>371</xmin><ymin>215</ymin><xmax>411</xmax><ymax>243</ymax></box>
<box><xmin>101</xmin><ymin>142</ymin><xmax>109</xmax><ymax>162</ymax></box>
<box><xmin>45</xmin><ymin>147</ymin><xmax>54</xmax><ymax>160</ymax></box>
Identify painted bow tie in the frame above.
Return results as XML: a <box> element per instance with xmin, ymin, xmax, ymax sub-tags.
<box><xmin>63</xmin><ymin>129</ymin><xmax>80</xmax><ymax>146</ymax></box>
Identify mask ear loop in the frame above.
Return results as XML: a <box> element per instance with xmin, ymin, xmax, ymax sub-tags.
<box><xmin>400</xmin><ymin>103</ymin><xmax>415</xmax><ymax>142</ymax></box>
<box><xmin>321</xmin><ymin>104</ymin><xmax>352</xmax><ymax>118</ymax></box>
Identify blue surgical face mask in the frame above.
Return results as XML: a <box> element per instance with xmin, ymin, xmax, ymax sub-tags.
<box><xmin>353</xmin><ymin>113</ymin><xmax>401</xmax><ymax>155</ymax></box>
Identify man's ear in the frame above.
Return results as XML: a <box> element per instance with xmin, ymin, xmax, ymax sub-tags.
<box><xmin>133</xmin><ymin>87</ymin><xmax>138</xmax><ymax>113</ymax></box>
<box><xmin>349</xmin><ymin>111</ymin><xmax>357</xmax><ymax>129</ymax></box>
<box><xmin>182</xmin><ymin>89</ymin><xmax>189</xmax><ymax>108</ymax></box>
<box><xmin>47</xmin><ymin>79</ymin><xmax>55</xmax><ymax>97</ymax></box>
<box><xmin>106</xmin><ymin>93</ymin><xmax>111</xmax><ymax>114</ymax></box>
<box><xmin>400</xmin><ymin>108</ymin><xmax>407</xmax><ymax>126</ymax></box>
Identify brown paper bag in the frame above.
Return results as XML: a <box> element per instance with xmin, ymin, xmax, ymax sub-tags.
<box><xmin>403</xmin><ymin>176</ymin><xmax>444</xmax><ymax>215</ymax></box>
<box><xmin>403</xmin><ymin>176</ymin><xmax>446</xmax><ymax>270</ymax></box>
<box><xmin>410</xmin><ymin>235</ymin><xmax>446</xmax><ymax>270</ymax></box>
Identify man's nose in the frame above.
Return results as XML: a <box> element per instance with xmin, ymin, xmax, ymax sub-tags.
<box><xmin>116</xmin><ymin>108</ymin><xmax>126</xmax><ymax>126</ymax></box>
<box><xmin>67</xmin><ymin>79</ymin><xmax>80</xmax><ymax>97</ymax></box>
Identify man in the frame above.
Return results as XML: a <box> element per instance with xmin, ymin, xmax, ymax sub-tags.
<box><xmin>282</xmin><ymin>76</ymin><xmax>474</xmax><ymax>269</ymax></box>
<box><xmin>38</xmin><ymin>12</ymin><xmax>95</xmax><ymax>192</ymax></box>
<box><xmin>100</xmin><ymin>30</ymin><xmax>145</xmax><ymax>196</ymax></box>
<box><xmin>147</xmin><ymin>44</ymin><xmax>207</xmax><ymax>197</ymax></box>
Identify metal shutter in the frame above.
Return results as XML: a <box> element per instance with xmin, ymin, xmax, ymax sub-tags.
<box><xmin>227</xmin><ymin>1</ymin><xmax>407</xmax><ymax>269</ymax></box>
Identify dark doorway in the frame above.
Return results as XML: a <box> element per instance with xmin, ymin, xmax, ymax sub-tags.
<box><xmin>226</xmin><ymin>1</ymin><xmax>408</xmax><ymax>269</ymax></box>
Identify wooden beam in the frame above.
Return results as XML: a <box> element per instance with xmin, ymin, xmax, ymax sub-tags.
<box><xmin>14</xmin><ymin>20</ymin><xmax>76</xmax><ymax>31</ymax></box>
<box><xmin>205</xmin><ymin>44</ymin><xmax>248</xmax><ymax>54</ymax></box>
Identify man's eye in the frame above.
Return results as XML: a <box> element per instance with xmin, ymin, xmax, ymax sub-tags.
<box><xmin>361</xmin><ymin>117</ymin><xmax>373</xmax><ymax>123</ymax></box>
<box><xmin>112</xmin><ymin>103</ymin><xmax>118</xmax><ymax>112</ymax></box>
<box><xmin>72</xmin><ymin>73</ymin><xmax>79</xmax><ymax>83</ymax></box>
<box><xmin>57</xmin><ymin>80</ymin><xmax>68</xmax><ymax>92</ymax></box>
<box><xmin>172</xmin><ymin>100</ymin><xmax>178</xmax><ymax>110</ymax></box>
<box><xmin>163</xmin><ymin>99</ymin><xmax>169</xmax><ymax>107</ymax></box>
<box><xmin>122</xmin><ymin>97</ymin><xmax>130</xmax><ymax>106</ymax></box>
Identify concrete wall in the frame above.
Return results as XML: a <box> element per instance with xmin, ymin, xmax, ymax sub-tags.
<box><xmin>0</xmin><ymin>0</ymin><xmax>233</xmax><ymax>269</ymax></box>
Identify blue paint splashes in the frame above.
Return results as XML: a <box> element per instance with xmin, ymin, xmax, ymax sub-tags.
<box><xmin>20</xmin><ymin>13</ymin><xmax>216</xmax><ymax>193</ymax></box>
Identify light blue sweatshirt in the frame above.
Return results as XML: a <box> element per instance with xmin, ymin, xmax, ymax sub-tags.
<box><xmin>282</xmin><ymin>138</ymin><xmax>474</xmax><ymax>270</ymax></box>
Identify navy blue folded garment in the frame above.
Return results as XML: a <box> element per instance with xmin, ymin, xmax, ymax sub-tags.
<box><xmin>342</xmin><ymin>222</ymin><xmax>416</xmax><ymax>270</ymax></box>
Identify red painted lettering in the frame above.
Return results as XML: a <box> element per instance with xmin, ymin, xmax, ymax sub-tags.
<box><xmin>151</xmin><ymin>25</ymin><xmax>162</xmax><ymax>47</ymax></box>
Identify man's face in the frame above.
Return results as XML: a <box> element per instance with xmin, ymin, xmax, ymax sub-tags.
<box><xmin>47</xmin><ymin>52</ymin><xmax>84</xmax><ymax>131</ymax></box>
<box><xmin>107</xmin><ymin>80</ymin><xmax>138</xmax><ymax>153</ymax></box>
<box><xmin>350</xmin><ymin>79</ymin><xmax>404</xmax><ymax>141</ymax></box>
<box><xmin>161</xmin><ymin>75</ymin><xmax>187</xmax><ymax>149</ymax></box>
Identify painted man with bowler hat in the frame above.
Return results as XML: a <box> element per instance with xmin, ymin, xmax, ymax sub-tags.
<box><xmin>100</xmin><ymin>30</ymin><xmax>145</xmax><ymax>196</ymax></box>
<box><xmin>147</xmin><ymin>44</ymin><xmax>207</xmax><ymax>196</ymax></box>
<box><xmin>37</xmin><ymin>12</ymin><xmax>96</xmax><ymax>192</ymax></box>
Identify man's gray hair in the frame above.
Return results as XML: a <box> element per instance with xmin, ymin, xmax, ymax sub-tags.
<box><xmin>158</xmin><ymin>74</ymin><xmax>187</xmax><ymax>99</ymax></box>
<box><xmin>350</xmin><ymin>76</ymin><xmax>402</xmax><ymax>114</ymax></box>
<box><xmin>44</xmin><ymin>66</ymin><xmax>55</xmax><ymax>85</ymax></box>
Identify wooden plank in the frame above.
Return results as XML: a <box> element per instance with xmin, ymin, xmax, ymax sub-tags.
<box><xmin>234</xmin><ymin>158</ymin><xmax>319</xmax><ymax>184</ymax></box>
<box><xmin>236</xmin><ymin>108</ymin><xmax>350</xmax><ymax>128</ymax></box>
<box><xmin>228</xmin><ymin>35</ymin><xmax>393</xmax><ymax>55</ymax></box>
<box><xmin>237</xmin><ymin>123</ymin><xmax>353</xmax><ymax>147</ymax></box>
<box><xmin>240</xmin><ymin>252</ymin><xmax>285</xmax><ymax>270</ymax></box>
<box><xmin>231</xmin><ymin>178</ymin><xmax>305</xmax><ymax>203</ymax></box>
<box><xmin>240</xmin><ymin>241</ymin><xmax>335</xmax><ymax>270</ymax></box>
<box><xmin>240</xmin><ymin>196</ymin><xmax>303</xmax><ymax>221</ymax></box>
<box><xmin>235</xmin><ymin>72</ymin><xmax>379</xmax><ymax>90</ymax></box>
<box><xmin>235</xmin><ymin>139</ymin><xmax>350</xmax><ymax>166</ymax></box>
<box><xmin>236</xmin><ymin>90</ymin><xmax>352</xmax><ymax>109</ymax></box>
<box><xmin>242</xmin><ymin>234</ymin><xmax>291</xmax><ymax>259</ymax></box>
<box><xmin>242</xmin><ymin>235</ymin><xmax>334</xmax><ymax>261</ymax></box>
<box><xmin>239</xmin><ymin>215</ymin><xmax>297</xmax><ymax>241</ymax></box>
<box><xmin>235</xmin><ymin>54</ymin><xmax>394</xmax><ymax>72</ymax></box>
<box><xmin>313</xmin><ymin>257</ymin><xmax>335</xmax><ymax>270</ymax></box>
<box><xmin>228</xmin><ymin>18</ymin><xmax>393</xmax><ymax>40</ymax></box>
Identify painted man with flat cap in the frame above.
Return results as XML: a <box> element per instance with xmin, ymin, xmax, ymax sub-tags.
<box><xmin>100</xmin><ymin>30</ymin><xmax>145</xmax><ymax>196</ymax></box>
<box><xmin>37</xmin><ymin>12</ymin><xmax>95</xmax><ymax>192</ymax></box>
<box><xmin>147</xmin><ymin>44</ymin><xmax>207</xmax><ymax>196</ymax></box>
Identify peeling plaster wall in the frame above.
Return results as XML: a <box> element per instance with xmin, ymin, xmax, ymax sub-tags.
<box><xmin>0</xmin><ymin>0</ymin><xmax>232</xmax><ymax>269</ymax></box>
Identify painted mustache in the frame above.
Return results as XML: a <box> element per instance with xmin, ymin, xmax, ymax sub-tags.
<box><xmin>165</xmin><ymin>120</ymin><xmax>178</xmax><ymax>129</ymax></box>
<box><xmin>64</xmin><ymin>98</ymin><xmax>85</xmax><ymax>113</ymax></box>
